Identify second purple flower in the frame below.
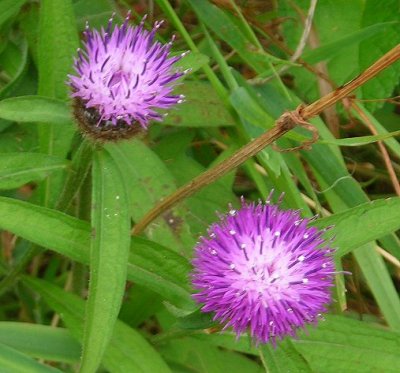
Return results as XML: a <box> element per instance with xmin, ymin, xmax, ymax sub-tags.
<box><xmin>192</xmin><ymin>196</ymin><xmax>337</xmax><ymax>345</ymax></box>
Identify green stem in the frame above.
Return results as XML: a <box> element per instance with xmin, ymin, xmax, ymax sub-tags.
<box><xmin>203</xmin><ymin>26</ymin><xmax>238</xmax><ymax>92</ymax></box>
<box><xmin>229</xmin><ymin>0</ymin><xmax>263</xmax><ymax>50</ymax></box>
<box><xmin>56</xmin><ymin>138</ymin><xmax>93</xmax><ymax>212</ymax></box>
<box><xmin>155</xmin><ymin>0</ymin><xmax>228</xmax><ymax>99</ymax></box>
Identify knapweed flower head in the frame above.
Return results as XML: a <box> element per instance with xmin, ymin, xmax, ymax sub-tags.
<box><xmin>68</xmin><ymin>12</ymin><xmax>187</xmax><ymax>141</ymax></box>
<box><xmin>192</xmin><ymin>194</ymin><xmax>336</xmax><ymax>345</ymax></box>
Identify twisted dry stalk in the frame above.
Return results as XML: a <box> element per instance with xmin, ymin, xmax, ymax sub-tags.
<box><xmin>132</xmin><ymin>44</ymin><xmax>400</xmax><ymax>235</ymax></box>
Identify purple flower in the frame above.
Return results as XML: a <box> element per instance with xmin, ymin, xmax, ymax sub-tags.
<box><xmin>68</xmin><ymin>13</ymin><xmax>187</xmax><ymax>141</ymax></box>
<box><xmin>191</xmin><ymin>195</ymin><xmax>336</xmax><ymax>345</ymax></box>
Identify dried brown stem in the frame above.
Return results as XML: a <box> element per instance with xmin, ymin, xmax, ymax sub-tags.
<box><xmin>290</xmin><ymin>0</ymin><xmax>318</xmax><ymax>63</ymax></box>
<box><xmin>212</xmin><ymin>0</ymin><xmax>332</xmax><ymax>84</ymax></box>
<box><xmin>133</xmin><ymin>116</ymin><xmax>297</xmax><ymax>234</ymax></box>
<box><xmin>132</xmin><ymin>44</ymin><xmax>400</xmax><ymax>235</ymax></box>
<box><xmin>302</xmin><ymin>44</ymin><xmax>400</xmax><ymax>118</ymax></box>
<box><xmin>306</xmin><ymin>10</ymin><xmax>340</xmax><ymax>138</ymax></box>
<box><xmin>351</xmin><ymin>102</ymin><xmax>400</xmax><ymax>196</ymax></box>
<box><xmin>255</xmin><ymin>0</ymin><xmax>319</xmax><ymax>86</ymax></box>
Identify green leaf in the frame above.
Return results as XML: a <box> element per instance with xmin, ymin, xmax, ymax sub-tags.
<box><xmin>0</xmin><ymin>152</ymin><xmax>68</xmax><ymax>190</ymax></box>
<box><xmin>0</xmin><ymin>123</ymin><xmax>37</xmax><ymax>152</ymax></box>
<box><xmin>0</xmin><ymin>96</ymin><xmax>71</xmax><ymax>125</ymax></box>
<box><xmin>119</xmin><ymin>285</ymin><xmax>164</xmax><ymax>328</ymax></box>
<box><xmin>0</xmin><ymin>0</ymin><xmax>26</xmax><ymax>28</ymax></box>
<box><xmin>186</xmin><ymin>0</ymin><xmax>285</xmax><ymax>74</ymax></box>
<box><xmin>303</xmin><ymin>21</ymin><xmax>397</xmax><ymax>64</ymax></box>
<box><xmin>0</xmin><ymin>343</ymin><xmax>61</xmax><ymax>373</ymax></box>
<box><xmin>37</xmin><ymin>0</ymin><xmax>78</xmax><ymax>100</ymax></box>
<box><xmin>80</xmin><ymin>149</ymin><xmax>131</xmax><ymax>373</ymax></box>
<box><xmin>159</xmin><ymin>337</ymin><xmax>260</xmax><ymax>373</ymax></box>
<box><xmin>106</xmin><ymin>140</ymin><xmax>195</xmax><ymax>252</ymax></box>
<box><xmin>163</xmin><ymin>81</ymin><xmax>235</xmax><ymax>127</ymax></box>
<box><xmin>174</xmin><ymin>52</ymin><xmax>210</xmax><ymax>74</ymax></box>
<box><xmin>230</xmin><ymin>87</ymin><xmax>285</xmax><ymax>177</ymax></box>
<box><xmin>260</xmin><ymin>341</ymin><xmax>312</xmax><ymax>373</ymax></box>
<box><xmin>128</xmin><ymin>237</ymin><xmax>194</xmax><ymax>310</ymax></box>
<box><xmin>165</xmin><ymin>309</ymin><xmax>309</xmax><ymax>371</ymax></box>
<box><xmin>37</xmin><ymin>0</ymin><xmax>78</xmax><ymax>207</ymax></box>
<box><xmin>294</xmin><ymin>315</ymin><xmax>400</xmax><ymax>372</ymax></box>
<box><xmin>313</xmin><ymin>197</ymin><xmax>400</xmax><ymax>257</ymax></box>
<box><xmin>0</xmin><ymin>39</ymin><xmax>28</xmax><ymax>99</ymax></box>
<box><xmin>73</xmin><ymin>0</ymin><xmax>114</xmax><ymax>30</ymax></box>
<box><xmin>230</xmin><ymin>87</ymin><xmax>274</xmax><ymax>129</ymax></box>
<box><xmin>176</xmin><ymin>309</ymin><xmax>216</xmax><ymax>330</ymax></box>
<box><xmin>19</xmin><ymin>2</ymin><xmax>40</xmax><ymax>66</ymax></box>
<box><xmin>24</xmin><ymin>277</ymin><xmax>171</xmax><ymax>373</ymax></box>
<box><xmin>359</xmin><ymin>0</ymin><xmax>400</xmax><ymax>111</ymax></box>
<box><xmin>0</xmin><ymin>322</ymin><xmax>80</xmax><ymax>363</ymax></box>
<box><xmin>0</xmin><ymin>198</ymin><xmax>193</xmax><ymax>308</ymax></box>
<box><xmin>194</xmin><ymin>314</ymin><xmax>400</xmax><ymax>373</ymax></box>
<box><xmin>0</xmin><ymin>196</ymin><xmax>89</xmax><ymax>263</ymax></box>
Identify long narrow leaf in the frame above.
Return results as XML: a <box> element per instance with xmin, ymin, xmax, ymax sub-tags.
<box><xmin>24</xmin><ymin>277</ymin><xmax>171</xmax><ymax>373</ymax></box>
<box><xmin>0</xmin><ymin>343</ymin><xmax>61</xmax><ymax>373</ymax></box>
<box><xmin>0</xmin><ymin>322</ymin><xmax>80</xmax><ymax>363</ymax></box>
<box><xmin>37</xmin><ymin>0</ymin><xmax>78</xmax><ymax>207</ymax></box>
<box><xmin>80</xmin><ymin>149</ymin><xmax>131</xmax><ymax>372</ymax></box>
<box><xmin>0</xmin><ymin>197</ymin><xmax>193</xmax><ymax>308</ymax></box>
<box><xmin>0</xmin><ymin>152</ymin><xmax>69</xmax><ymax>190</ymax></box>
<box><xmin>0</xmin><ymin>96</ymin><xmax>71</xmax><ymax>125</ymax></box>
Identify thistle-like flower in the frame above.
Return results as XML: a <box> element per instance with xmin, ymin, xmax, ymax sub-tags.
<box><xmin>191</xmin><ymin>195</ymin><xmax>337</xmax><ymax>345</ymax></box>
<box><xmin>68</xmin><ymin>13</ymin><xmax>187</xmax><ymax>141</ymax></box>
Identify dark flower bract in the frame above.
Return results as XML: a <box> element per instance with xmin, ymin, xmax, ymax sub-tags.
<box><xmin>192</xmin><ymin>196</ymin><xmax>336</xmax><ymax>345</ymax></box>
<box><xmin>68</xmin><ymin>13</ymin><xmax>186</xmax><ymax>141</ymax></box>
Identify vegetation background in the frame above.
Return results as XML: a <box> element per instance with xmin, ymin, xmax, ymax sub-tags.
<box><xmin>0</xmin><ymin>0</ymin><xmax>399</xmax><ymax>372</ymax></box>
